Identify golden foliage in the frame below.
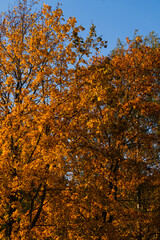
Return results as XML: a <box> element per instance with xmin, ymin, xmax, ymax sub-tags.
<box><xmin>0</xmin><ymin>1</ymin><xmax>159</xmax><ymax>239</ymax></box>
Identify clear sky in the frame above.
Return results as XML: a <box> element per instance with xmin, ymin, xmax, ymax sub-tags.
<box><xmin>1</xmin><ymin>0</ymin><xmax>160</xmax><ymax>55</ymax></box>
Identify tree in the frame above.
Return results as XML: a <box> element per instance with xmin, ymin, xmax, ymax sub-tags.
<box><xmin>66</xmin><ymin>34</ymin><xmax>160</xmax><ymax>239</ymax></box>
<box><xmin>0</xmin><ymin>0</ymin><xmax>106</xmax><ymax>239</ymax></box>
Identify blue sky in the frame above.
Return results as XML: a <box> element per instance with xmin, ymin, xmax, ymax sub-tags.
<box><xmin>1</xmin><ymin>0</ymin><xmax>160</xmax><ymax>55</ymax></box>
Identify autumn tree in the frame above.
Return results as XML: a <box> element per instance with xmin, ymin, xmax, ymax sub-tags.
<box><xmin>66</xmin><ymin>34</ymin><xmax>160</xmax><ymax>239</ymax></box>
<box><xmin>0</xmin><ymin>0</ymin><xmax>106</xmax><ymax>239</ymax></box>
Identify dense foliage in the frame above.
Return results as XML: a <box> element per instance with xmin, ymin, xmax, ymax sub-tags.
<box><xmin>0</xmin><ymin>1</ymin><xmax>159</xmax><ymax>239</ymax></box>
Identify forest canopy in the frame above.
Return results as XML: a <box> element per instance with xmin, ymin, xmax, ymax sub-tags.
<box><xmin>0</xmin><ymin>0</ymin><xmax>160</xmax><ymax>239</ymax></box>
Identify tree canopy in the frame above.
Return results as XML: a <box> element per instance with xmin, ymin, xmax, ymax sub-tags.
<box><xmin>0</xmin><ymin>1</ymin><xmax>159</xmax><ymax>239</ymax></box>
